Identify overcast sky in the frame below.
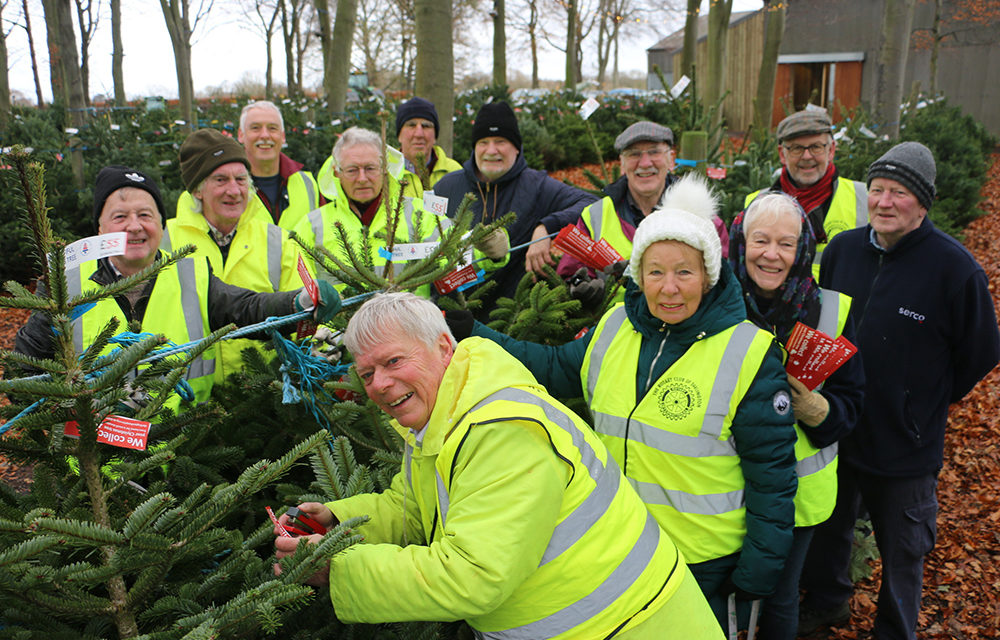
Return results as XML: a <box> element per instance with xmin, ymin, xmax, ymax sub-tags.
<box><xmin>4</xmin><ymin>0</ymin><xmax>762</xmax><ymax>103</ymax></box>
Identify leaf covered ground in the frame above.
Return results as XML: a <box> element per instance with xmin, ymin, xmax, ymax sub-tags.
<box><xmin>3</xmin><ymin>158</ymin><xmax>999</xmax><ymax>638</ymax></box>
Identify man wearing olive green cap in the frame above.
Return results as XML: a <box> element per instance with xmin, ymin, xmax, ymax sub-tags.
<box><xmin>742</xmin><ymin>108</ymin><xmax>867</xmax><ymax>278</ymax></box>
<box><xmin>162</xmin><ymin>128</ymin><xmax>317</xmax><ymax>383</ymax></box>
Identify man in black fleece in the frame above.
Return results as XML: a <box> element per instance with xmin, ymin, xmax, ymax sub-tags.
<box><xmin>432</xmin><ymin>101</ymin><xmax>596</xmax><ymax>312</ymax></box>
<box><xmin>799</xmin><ymin>141</ymin><xmax>1000</xmax><ymax>640</ymax></box>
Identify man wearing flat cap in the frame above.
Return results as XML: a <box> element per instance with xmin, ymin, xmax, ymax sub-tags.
<box><xmin>799</xmin><ymin>142</ymin><xmax>999</xmax><ymax>639</ymax></box>
<box><xmin>14</xmin><ymin>166</ymin><xmax>341</xmax><ymax>414</ymax></box>
<box><xmin>433</xmin><ymin>101</ymin><xmax>596</xmax><ymax>312</ymax></box>
<box><xmin>395</xmin><ymin>97</ymin><xmax>461</xmax><ymax>190</ymax></box>
<box><xmin>744</xmin><ymin>108</ymin><xmax>867</xmax><ymax>277</ymax></box>
<box><xmin>163</xmin><ymin>128</ymin><xmax>315</xmax><ymax>383</ymax></box>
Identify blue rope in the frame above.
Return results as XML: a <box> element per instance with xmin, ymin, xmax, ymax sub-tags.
<box><xmin>268</xmin><ymin>330</ymin><xmax>351</xmax><ymax>435</ymax></box>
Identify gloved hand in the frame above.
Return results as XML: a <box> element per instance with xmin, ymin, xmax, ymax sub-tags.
<box><xmin>720</xmin><ymin>574</ymin><xmax>766</xmax><ymax>601</ymax></box>
<box><xmin>443</xmin><ymin>309</ymin><xmax>475</xmax><ymax>342</ymax></box>
<box><xmin>602</xmin><ymin>260</ymin><xmax>629</xmax><ymax>281</ymax></box>
<box><xmin>295</xmin><ymin>280</ymin><xmax>342</xmax><ymax>324</ymax></box>
<box><xmin>787</xmin><ymin>375</ymin><xmax>830</xmax><ymax>427</ymax></box>
<box><xmin>568</xmin><ymin>267</ymin><xmax>606</xmax><ymax>309</ymax></box>
<box><xmin>475</xmin><ymin>228</ymin><xmax>509</xmax><ymax>261</ymax></box>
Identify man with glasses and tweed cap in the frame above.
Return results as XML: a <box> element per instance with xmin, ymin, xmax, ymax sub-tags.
<box><xmin>743</xmin><ymin>108</ymin><xmax>867</xmax><ymax>278</ymax></box>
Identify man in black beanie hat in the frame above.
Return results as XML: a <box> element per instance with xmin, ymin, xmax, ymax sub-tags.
<box><xmin>395</xmin><ymin>97</ymin><xmax>461</xmax><ymax>189</ymax></box>
<box><xmin>15</xmin><ymin>165</ymin><xmax>342</xmax><ymax>414</ymax></box>
<box><xmin>432</xmin><ymin>101</ymin><xmax>596</xmax><ymax>315</ymax></box>
<box><xmin>799</xmin><ymin>141</ymin><xmax>1000</xmax><ymax>639</ymax></box>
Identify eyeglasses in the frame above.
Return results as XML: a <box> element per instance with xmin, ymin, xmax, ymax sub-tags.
<box><xmin>622</xmin><ymin>146</ymin><xmax>669</xmax><ymax>161</ymax></box>
<box><xmin>340</xmin><ymin>164</ymin><xmax>381</xmax><ymax>179</ymax></box>
<box><xmin>782</xmin><ymin>142</ymin><xmax>829</xmax><ymax>158</ymax></box>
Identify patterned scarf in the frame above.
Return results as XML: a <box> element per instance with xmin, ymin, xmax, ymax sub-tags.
<box><xmin>729</xmin><ymin>195</ymin><xmax>822</xmax><ymax>344</ymax></box>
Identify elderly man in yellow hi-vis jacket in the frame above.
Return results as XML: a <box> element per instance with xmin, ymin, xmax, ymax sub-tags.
<box><xmin>273</xmin><ymin>292</ymin><xmax>723</xmax><ymax>639</ymax></box>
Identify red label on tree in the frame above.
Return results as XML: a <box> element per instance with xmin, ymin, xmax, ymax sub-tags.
<box><xmin>707</xmin><ymin>166</ymin><xmax>727</xmax><ymax>180</ymax></box>
<box><xmin>64</xmin><ymin>415</ymin><xmax>152</xmax><ymax>451</ymax></box>
<box><xmin>297</xmin><ymin>256</ymin><xmax>318</xmax><ymax>305</ymax></box>
<box><xmin>434</xmin><ymin>264</ymin><xmax>482</xmax><ymax>295</ymax></box>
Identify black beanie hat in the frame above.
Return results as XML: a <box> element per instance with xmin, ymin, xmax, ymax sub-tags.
<box><xmin>867</xmin><ymin>141</ymin><xmax>937</xmax><ymax>210</ymax></box>
<box><xmin>93</xmin><ymin>165</ymin><xmax>167</xmax><ymax>231</ymax></box>
<box><xmin>179</xmin><ymin>128</ymin><xmax>250</xmax><ymax>192</ymax></box>
<box><xmin>472</xmin><ymin>102</ymin><xmax>522</xmax><ymax>151</ymax></box>
<box><xmin>395</xmin><ymin>97</ymin><xmax>440</xmax><ymax>138</ymax></box>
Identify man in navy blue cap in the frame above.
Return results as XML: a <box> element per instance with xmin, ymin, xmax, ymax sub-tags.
<box><xmin>395</xmin><ymin>97</ymin><xmax>461</xmax><ymax>189</ymax></box>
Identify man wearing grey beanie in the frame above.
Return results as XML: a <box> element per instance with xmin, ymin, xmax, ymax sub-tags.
<box><xmin>798</xmin><ymin>141</ymin><xmax>999</xmax><ymax>639</ymax></box>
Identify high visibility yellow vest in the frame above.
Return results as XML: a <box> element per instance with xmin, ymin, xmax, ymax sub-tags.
<box><xmin>580</xmin><ymin>197</ymin><xmax>632</xmax><ymax>304</ymax></box>
<box><xmin>67</xmin><ymin>257</ymin><xmax>214</xmax><ymax>414</ymax></box>
<box><xmin>272</xmin><ymin>169</ymin><xmax>321</xmax><ymax>232</ymax></box>
<box><xmin>581</xmin><ymin>305</ymin><xmax>775</xmax><ymax>564</ymax></box>
<box><xmin>162</xmin><ymin>198</ymin><xmax>304</xmax><ymax>383</ymax></box>
<box><xmin>415</xmin><ymin>385</ymin><xmax>684</xmax><ymax>638</ymax></box>
<box><xmin>790</xmin><ymin>289</ymin><xmax>852</xmax><ymax>526</ymax></box>
<box><xmin>745</xmin><ymin>177</ymin><xmax>867</xmax><ymax>279</ymax></box>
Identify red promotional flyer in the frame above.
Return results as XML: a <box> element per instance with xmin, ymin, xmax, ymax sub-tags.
<box><xmin>784</xmin><ymin>321</ymin><xmax>858</xmax><ymax>390</ymax></box>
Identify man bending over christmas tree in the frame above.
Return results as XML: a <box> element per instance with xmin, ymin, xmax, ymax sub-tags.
<box><xmin>273</xmin><ymin>292</ymin><xmax>723</xmax><ymax>639</ymax></box>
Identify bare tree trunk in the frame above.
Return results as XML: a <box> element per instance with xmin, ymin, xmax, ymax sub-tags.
<box><xmin>73</xmin><ymin>0</ymin><xmax>97</xmax><ymax>105</ymax></box>
<box><xmin>42</xmin><ymin>0</ymin><xmax>86</xmax><ymax>185</ymax></box>
<box><xmin>21</xmin><ymin>0</ymin><xmax>46</xmax><ymax>107</ymax></box>
<box><xmin>158</xmin><ymin>0</ymin><xmax>199</xmax><ymax>129</ymax></box>
<box><xmin>751</xmin><ymin>0</ymin><xmax>785</xmax><ymax>143</ymax></box>
<box><xmin>0</xmin><ymin>1</ymin><xmax>10</xmax><ymax>127</ymax></box>
<box><xmin>929</xmin><ymin>0</ymin><xmax>941</xmax><ymax>94</ymax></box>
<box><xmin>528</xmin><ymin>0</ymin><xmax>538</xmax><ymax>89</ymax></box>
<box><xmin>491</xmin><ymin>0</ymin><xmax>505</xmax><ymax>87</ymax></box>
<box><xmin>414</xmin><ymin>0</ymin><xmax>453</xmax><ymax>155</ymax></box>
<box><xmin>314</xmin><ymin>0</ymin><xmax>330</xmax><ymax>97</ymax></box>
<box><xmin>596</xmin><ymin>0</ymin><xmax>609</xmax><ymax>87</ymax></box>
<box><xmin>111</xmin><ymin>0</ymin><xmax>125</xmax><ymax>105</ymax></box>
<box><xmin>705</xmin><ymin>0</ymin><xmax>732</xmax><ymax>130</ymax></box>
<box><xmin>280</xmin><ymin>0</ymin><xmax>299</xmax><ymax>96</ymax></box>
<box><xmin>681</xmin><ymin>0</ymin><xmax>699</xmax><ymax>81</ymax></box>
<box><xmin>564</xmin><ymin>0</ymin><xmax>576</xmax><ymax>89</ymax></box>
<box><xmin>326</xmin><ymin>0</ymin><xmax>358</xmax><ymax>116</ymax></box>
<box><xmin>874</xmin><ymin>0</ymin><xmax>916</xmax><ymax>139</ymax></box>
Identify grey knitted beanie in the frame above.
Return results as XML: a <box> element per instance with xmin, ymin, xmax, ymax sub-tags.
<box><xmin>867</xmin><ymin>141</ymin><xmax>936</xmax><ymax>209</ymax></box>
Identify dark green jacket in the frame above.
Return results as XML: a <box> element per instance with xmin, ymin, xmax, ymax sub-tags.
<box><xmin>473</xmin><ymin>261</ymin><xmax>797</xmax><ymax>598</ymax></box>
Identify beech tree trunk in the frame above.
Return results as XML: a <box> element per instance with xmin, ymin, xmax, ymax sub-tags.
<box><xmin>414</xmin><ymin>0</ymin><xmax>453</xmax><ymax>154</ymax></box>
<box><xmin>42</xmin><ymin>0</ymin><xmax>86</xmax><ymax>185</ymax></box>
<box><xmin>705</xmin><ymin>0</ymin><xmax>733</xmax><ymax>130</ymax></box>
<box><xmin>680</xmin><ymin>0</ymin><xmax>699</xmax><ymax>82</ymax></box>
<box><xmin>158</xmin><ymin>0</ymin><xmax>198</xmax><ymax>128</ymax></box>
<box><xmin>491</xmin><ymin>0</ymin><xmax>505</xmax><ymax>87</ymax></box>
<box><xmin>751</xmin><ymin>0</ymin><xmax>786</xmax><ymax>142</ymax></box>
<box><xmin>874</xmin><ymin>0</ymin><xmax>917</xmax><ymax>139</ymax></box>
<box><xmin>564</xmin><ymin>0</ymin><xmax>576</xmax><ymax>89</ymax></box>
<box><xmin>111</xmin><ymin>0</ymin><xmax>125</xmax><ymax>105</ymax></box>
<box><xmin>0</xmin><ymin>1</ymin><xmax>10</xmax><ymax>127</ymax></box>
<box><xmin>325</xmin><ymin>0</ymin><xmax>357</xmax><ymax>116</ymax></box>
<box><xmin>22</xmin><ymin>0</ymin><xmax>46</xmax><ymax>107</ymax></box>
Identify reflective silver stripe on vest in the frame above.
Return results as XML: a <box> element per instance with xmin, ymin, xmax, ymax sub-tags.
<box><xmin>592</xmin><ymin>411</ymin><xmax>737</xmax><ymax>458</ymax></box>
<box><xmin>401</xmin><ymin>198</ymin><xmax>417</xmax><ymax>239</ymax></box>
<box><xmin>586</xmin><ymin>200</ymin><xmax>604</xmax><ymax>240</ymax></box>
<box><xmin>629</xmin><ymin>477</ymin><xmax>744</xmax><ymax>515</ymax></box>
<box><xmin>298</xmin><ymin>171</ymin><xmax>318</xmax><ymax>210</ymax></box>
<box><xmin>67</xmin><ymin>266</ymin><xmax>84</xmax><ymax>353</ymax></box>
<box><xmin>308</xmin><ymin>209</ymin><xmax>325</xmax><ymax>247</ymax></box>
<box><xmin>585</xmin><ymin>305</ymin><xmax>629</xmax><ymax>400</ymax></box>
<box><xmin>852</xmin><ymin>181</ymin><xmax>867</xmax><ymax>227</ymax></box>
<box><xmin>266</xmin><ymin>225</ymin><xmax>282</xmax><ymax>292</ymax></box>
<box><xmin>817</xmin><ymin>290</ymin><xmax>840</xmax><ymax>337</ymax></box>
<box><xmin>702</xmin><ymin>322</ymin><xmax>760</xmax><ymax>439</ymax></box>
<box><xmin>176</xmin><ymin>259</ymin><xmax>214</xmax><ymax>379</ymax></box>
<box><xmin>160</xmin><ymin>227</ymin><xmax>173</xmax><ymax>253</ymax></box>
<box><xmin>797</xmin><ymin>441</ymin><xmax>837</xmax><ymax>477</ymax></box>
<box><xmin>474</xmin><ymin>513</ymin><xmax>661</xmax><ymax>640</ymax></box>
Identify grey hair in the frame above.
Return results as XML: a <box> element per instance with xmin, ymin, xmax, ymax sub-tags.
<box><xmin>189</xmin><ymin>173</ymin><xmax>256</xmax><ymax>215</ymax></box>
<box><xmin>333</xmin><ymin>126</ymin><xmax>383</xmax><ymax>170</ymax></box>
<box><xmin>344</xmin><ymin>292</ymin><xmax>456</xmax><ymax>357</ymax></box>
<box><xmin>744</xmin><ymin>191</ymin><xmax>804</xmax><ymax>237</ymax></box>
<box><xmin>240</xmin><ymin>100</ymin><xmax>284</xmax><ymax>132</ymax></box>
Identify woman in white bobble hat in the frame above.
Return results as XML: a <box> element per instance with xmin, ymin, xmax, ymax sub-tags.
<box><xmin>463</xmin><ymin>173</ymin><xmax>798</xmax><ymax>632</ymax></box>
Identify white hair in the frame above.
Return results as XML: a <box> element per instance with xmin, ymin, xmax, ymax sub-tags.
<box><xmin>333</xmin><ymin>127</ymin><xmax>383</xmax><ymax>170</ymax></box>
<box><xmin>744</xmin><ymin>191</ymin><xmax>803</xmax><ymax>237</ymax></box>
<box><xmin>344</xmin><ymin>292</ymin><xmax>455</xmax><ymax>357</ymax></box>
<box><xmin>240</xmin><ymin>100</ymin><xmax>285</xmax><ymax>132</ymax></box>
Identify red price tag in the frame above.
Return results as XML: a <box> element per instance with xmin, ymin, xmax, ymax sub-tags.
<box><xmin>434</xmin><ymin>264</ymin><xmax>483</xmax><ymax>295</ymax></box>
<box><xmin>707</xmin><ymin>166</ymin><xmax>727</xmax><ymax>180</ymax></box>
<box><xmin>297</xmin><ymin>256</ymin><xmax>318</xmax><ymax>306</ymax></box>
<box><xmin>64</xmin><ymin>415</ymin><xmax>152</xmax><ymax>451</ymax></box>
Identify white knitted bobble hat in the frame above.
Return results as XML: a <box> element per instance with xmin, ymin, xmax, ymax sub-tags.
<box><xmin>627</xmin><ymin>172</ymin><xmax>722</xmax><ymax>287</ymax></box>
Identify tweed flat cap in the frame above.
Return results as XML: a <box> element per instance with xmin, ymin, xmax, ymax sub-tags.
<box><xmin>776</xmin><ymin>109</ymin><xmax>834</xmax><ymax>143</ymax></box>
<box><xmin>615</xmin><ymin>121</ymin><xmax>675</xmax><ymax>152</ymax></box>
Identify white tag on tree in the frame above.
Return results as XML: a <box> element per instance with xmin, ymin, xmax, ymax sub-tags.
<box><xmin>670</xmin><ymin>75</ymin><xmax>691</xmax><ymax>98</ymax></box>
<box><xmin>386</xmin><ymin>145</ymin><xmax>405</xmax><ymax>179</ymax></box>
<box><xmin>423</xmin><ymin>193</ymin><xmax>449</xmax><ymax>216</ymax></box>
<box><xmin>64</xmin><ymin>232</ymin><xmax>127</xmax><ymax>270</ymax></box>
<box><xmin>579</xmin><ymin>97</ymin><xmax>600</xmax><ymax>120</ymax></box>
<box><xmin>379</xmin><ymin>242</ymin><xmax>440</xmax><ymax>261</ymax></box>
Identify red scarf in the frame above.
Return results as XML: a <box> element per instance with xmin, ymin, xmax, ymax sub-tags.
<box><xmin>779</xmin><ymin>163</ymin><xmax>836</xmax><ymax>216</ymax></box>
<box><xmin>350</xmin><ymin>194</ymin><xmax>383</xmax><ymax>227</ymax></box>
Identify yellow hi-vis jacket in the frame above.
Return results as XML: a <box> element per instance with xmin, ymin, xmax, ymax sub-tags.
<box><xmin>745</xmin><ymin>177</ymin><xmax>867</xmax><ymax>279</ymax></box>
<box><xmin>67</xmin><ymin>257</ymin><xmax>214</xmax><ymax>414</ymax></box>
<box><xmin>162</xmin><ymin>197</ymin><xmax>305</xmax><ymax>383</ymax></box>
<box><xmin>581</xmin><ymin>306</ymin><xmax>777</xmax><ymax>564</ymax></box>
<box><xmin>327</xmin><ymin>338</ymin><xmax>709</xmax><ymax>638</ymax></box>
<box><xmin>791</xmin><ymin>288</ymin><xmax>852</xmax><ymax>526</ymax></box>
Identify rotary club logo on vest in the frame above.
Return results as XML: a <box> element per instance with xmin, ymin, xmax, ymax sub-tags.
<box><xmin>654</xmin><ymin>377</ymin><xmax>703</xmax><ymax>420</ymax></box>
